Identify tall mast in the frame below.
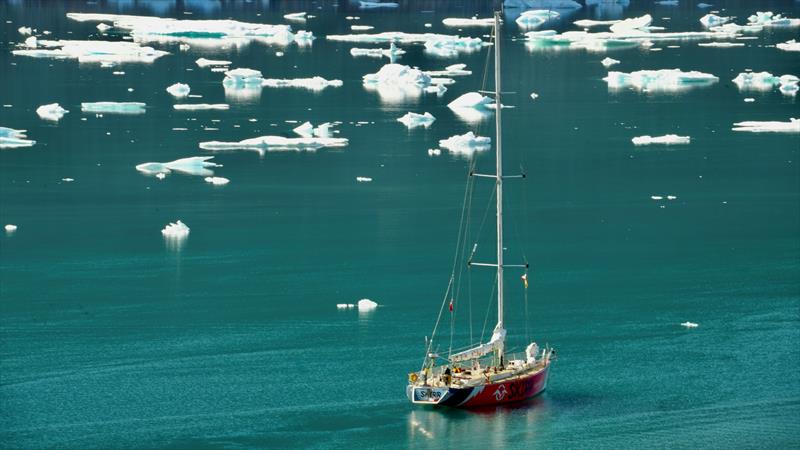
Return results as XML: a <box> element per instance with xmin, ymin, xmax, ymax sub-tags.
<box><xmin>494</xmin><ymin>11</ymin><xmax>504</xmax><ymax>343</ymax></box>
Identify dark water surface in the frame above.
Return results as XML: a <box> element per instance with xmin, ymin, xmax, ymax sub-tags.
<box><xmin>1</xmin><ymin>1</ymin><xmax>798</xmax><ymax>448</ymax></box>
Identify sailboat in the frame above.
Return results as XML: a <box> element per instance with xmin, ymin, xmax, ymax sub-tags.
<box><xmin>406</xmin><ymin>12</ymin><xmax>555</xmax><ymax>408</ymax></box>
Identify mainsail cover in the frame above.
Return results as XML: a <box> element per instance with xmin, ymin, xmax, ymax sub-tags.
<box><xmin>449</xmin><ymin>325</ymin><xmax>506</xmax><ymax>362</ymax></box>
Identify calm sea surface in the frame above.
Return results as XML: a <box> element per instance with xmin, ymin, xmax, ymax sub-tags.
<box><xmin>1</xmin><ymin>0</ymin><xmax>798</xmax><ymax>448</ymax></box>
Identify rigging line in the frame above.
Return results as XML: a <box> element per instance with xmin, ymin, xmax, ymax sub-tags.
<box><xmin>450</xmin><ymin>156</ymin><xmax>478</xmax><ymax>355</ymax></box>
<box><xmin>480</xmin><ymin>31</ymin><xmax>493</xmax><ymax>95</ymax></box>
<box><xmin>479</xmin><ymin>273</ymin><xmax>499</xmax><ymax>344</ymax></box>
<box><xmin>524</xmin><ymin>269</ymin><xmax>530</xmax><ymax>343</ymax></box>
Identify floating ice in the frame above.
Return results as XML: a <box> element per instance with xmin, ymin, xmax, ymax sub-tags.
<box><xmin>156</xmin><ymin>172</ymin><xmax>167</xmax><ymax>179</ymax></box>
<box><xmin>398</xmin><ymin>112</ymin><xmax>436</xmax><ymax>128</ymax></box>
<box><xmin>601</xmin><ymin>57</ymin><xmax>620</xmax><ymax>67</ymax></box>
<box><xmin>204</xmin><ymin>176</ymin><xmax>230</xmax><ymax>185</ymax></box>
<box><xmin>81</xmin><ymin>102</ymin><xmax>146</xmax><ymax>114</ymax></box>
<box><xmin>604</xmin><ymin>69</ymin><xmax>718</xmax><ymax>92</ymax></box>
<box><xmin>651</xmin><ymin>195</ymin><xmax>663</xmax><ymax>200</ymax></box>
<box><xmin>656</xmin><ymin>0</ymin><xmax>678</xmax><ymax>5</ymax></box>
<box><xmin>439</xmin><ymin>132</ymin><xmax>491</xmax><ymax>155</ymax></box>
<box><xmin>516</xmin><ymin>10</ymin><xmax>560</xmax><ymax>29</ymax></box>
<box><xmin>699</xmin><ymin>14</ymin><xmax>730</xmax><ymax>27</ymax></box>
<box><xmin>503</xmin><ymin>0</ymin><xmax>581</xmax><ymax>8</ymax></box>
<box><xmin>36</xmin><ymin>103</ymin><xmax>69</xmax><ymax>121</ymax></box>
<box><xmin>443</xmin><ymin>17</ymin><xmax>494</xmax><ymax>27</ymax></box>
<box><xmin>574</xmin><ymin>19</ymin><xmax>621</xmax><ymax>28</ymax></box>
<box><xmin>708</xmin><ymin>22</ymin><xmax>763</xmax><ymax>34</ymax></box>
<box><xmin>356</xmin><ymin>176</ymin><xmax>373</xmax><ymax>182</ymax></box>
<box><xmin>5</xmin><ymin>224</ymin><xmax>18</xmax><ymax>232</ymax></box>
<box><xmin>732</xmin><ymin>118</ymin><xmax>799</xmax><ymax>133</ymax></box>
<box><xmin>424</xmin><ymin>84</ymin><xmax>448</xmax><ymax>96</ymax></box>
<box><xmin>697</xmin><ymin>42</ymin><xmax>743</xmax><ymax>48</ymax></box>
<box><xmin>284</xmin><ymin>12</ymin><xmax>307</xmax><ymax>21</ymax></box>
<box><xmin>744</xmin><ymin>97</ymin><xmax>755</xmax><ymax>103</ymax></box>
<box><xmin>697</xmin><ymin>3</ymin><xmax>712</xmax><ymax>8</ymax></box>
<box><xmin>350</xmin><ymin>42</ymin><xmax>406</xmax><ymax>60</ymax></box>
<box><xmin>359</xmin><ymin>2</ymin><xmax>398</xmax><ymax>9</ymax></box>
<box><xmin>351</xmin><ymin>25</ymin><xmax>374</xmax><ymax>31</ymax></box>
<box><xmin>0</xmin><ymin>127</ymin><xmax>36</xmax><ymax>149</ymax></box>
<box><xmin>428</xmin><ymin>148</ymin><xmax>442</xmax><ymax>156</ymax></box>
<box><xmin>327</xmin><ymin>32</ymin><xmax>484</xmax><ymax>56</ymax></box>
<box><xmin>196</xmin><ymin>57</ymin><xmax>232</xmax><ymax>67</ymax></box>
<box><xmin>530</xmin><ymin>92</ymin><xmax>539</xmax><ymax>100</ymax></box>
<box><xmin>24</xmin><ymin>36</ymin><xmax>38</xmax><ymax>48</ymax></box>
<box><xmin>96</xmin><ymin>23</ymin><xmax>112</xmax><ymax>32</ymax></box>
<box><xmin>136</xmin><ymin>156</ymin><xmax>221</xmax><ymax>176</ymax></box>
<box><xmin>363</xmin><ymin>63</ymin><xmax>434</xmax><ymax>102</ymax></box>
<box><xmin>12</xmin><ymin>39</ymin><xmax>169</xmax><ymax>63</ymax></box>
<box><xmin>293</xmin><ymin>122</ymin><xmax>337</xmax><ymax>138</ymax></box>
<box><xmin>337</xmin><ymin>303</ymin><xmax>355</xmax><ymax>309</ymax></box>
<box><xmin>448</xmin><ymin>92</ymin><xmax>494</xmax><ymax>109</ymax></box>
<box><xmin>18</xmin><ymin>26</ymin><xmax>32</xmax><ymax>35</ymax></box>
<box><xmin>357</xmin><ymin>298</ymin><xmax>378</xmax><ymax>311</ymax></box>
<box><xmin>632</xmin><ymin>135</ymin><xmax>691</xmax><ymax>145</ymax></box>
<box><xmin>732</xmin><ymin>72</ymin><xmax>798</xmax><ymax>92</ymax></box>
<box><xmin>173</xmin><ymin>104</ymin><xmax>230</xmax><ymax>110</ymax></box>
<box><xmin>681</xmin><ymin>321</ymin><xmax>699</xmax><ymax>328</ymax></box>
<box><xmin>610</xmin><ymin>14</ymin><xmax>653</xmax><ymax>33</ymax></box>
<box><xmin>777</xmin><ymin>39</ymin><xmax>800</xmax><ymax>52</ymax></box>
<box><xmin>223</xmin><ymin>68</ymin><xmax>264</xmax><ymax>86</ymax></box>
<box><xmin>424</xmin><ymin>63</ymin><xmax>471</xmax><ymax>77</ymax></box>
<box><xmin>747</xmin><ymin>11</ymin><xmax>800</xmax><ymax>27</ymax></box>
<box><xmin>261</xmin><ymin>77</ymin><xmax>343</xmax><ymax>90</ymax></box>
<box><xmin>162</xmin><ymin>220</ymin><xmax>190</xmax><ymax>238</ymax></box>
<box><xmin>199</xmin><ymin>135</ymin><xmax>349</xmax><ymax>153</ymax></box>
<box><xmin>62</xmin><ymin>178</ymin><xmax>74</xmax><ymax>182</ymax></box>
<box><xmin>166</xmin><ymin>82</ymin><xmax>190</xmax><ymax>98</ymax></box>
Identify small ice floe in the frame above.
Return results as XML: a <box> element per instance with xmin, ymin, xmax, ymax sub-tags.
<box><xmin>777</xmin><ymin>40</ymin><xmax>800</xmax><ymax>52</ymax></box>
<box><xmin>697</xmin><ymin>3</ymin><xmax>713</xmax><ymax>8</ymax></box>
<box><xmin>161</xmin><ymin>220</ymin><xmax>190</xmax><ymax>238</ymax></box>
<box><xmin>13</xmin><ymin>40</ymin><xmax>169</xmax><ymax>64</ymax></box>
<box><xmin>357</xmin><ymin>298</ymin><xmax>378</xmax><ymax>311</ymax></box>
<box><xmin>359</xmin><ymin>1</ymin><xmax>398</xmax><ymax>9</ymax></box>
<box><xmin>651</xmin><ymin>195</ymin><xmax>663</xmax><ymax>200</ymax></box>
<box><xmin>199</xmin><ymin>135</ymin><xmax>349</xmax><ymax>153</ymax></box>
<box><xmin>732</xmin><ymin>118</ymin><xmax>800</xmax><ymax>133</ymax></box>
<box><xmin>699</xmin><ymin>14</ymin><xmax>730</xmax><ymax>27</ymax></box>
<box><xmin>326</xmin><ymin>32</ymin><xmax>483</xmax><ymax>57</ymax></box>
<box><xmin>747</xmin><ymin>11</ymin><xmax>800</xmax><ymax>28</ymax></box>
<box><xmin>0</xmin><ymin>127</ymin><xmax>36</xmax><ymax>149</ymax></box>
<box><xmin>733</xmin><ymin>72</ymin><xmax>798</xmax><ymax>93</ymax></box>
<box><xmin>516</xmin><ymin>10</ymin><xmax>560</xmax><ymax>29</ymax></box>
<box><xmin>223</xmin><ymin>68</ymin><xmax>264</xmax><ymax>87</ymax></box>
<box><xmin>601</xmin><ymin>57</ymin><xmax>620</xmax><ymax>67</ymax></box>
<box><xmin>196</xmin><ymin>58</ymin><xmax>232</xmax><ymax>67</ymax></box>
<box><xmin>530</xmin><ymin>92</ymin><xmax>539</xmax><ymax>100</ymax></box>
<box><xmin>656</xmin><ymin>0</ymin><xmax>679</xmax><ymax>5</ymax></box>
<box><xmin>156</xmin><ymin>172</ymin><xmax>167</xmax><ymax>180</ymax></box>
<box><xmin>350</xmin><ymin>42</ymin><xmax>405</xmax><ymax>60</ymax></box>
<box><xmin>681</xmin><ymin>321</ymin><xmax>699</xmax><ymax>328</ymax></box>
<box><xmin>397</xmin><ymin>112</ymin><xmax>436</xmax><ymax>128</ymax></box>
<box><xmin>81</xmin><ymin>102</ymin><xmax>146</xmax><ymax>114</ymax></box>
<box><xmin>604</xmin><ymin>69</ymin><xmax>718</xmax><ymax>92</ymax></box>
<box><xmin>173</xmin><ymin>104</ymin><xmax>229</xmax><ymax>111</ymax></box>
<box><xmin>425</xmin><ymin>63</ymin><xmax>471</xmax><ymax>77</ymax></box>
<box><xmin>293</xmin><ymin>122</ymin><xmax>336</xmax><ymax>138</ymax></box>
<box><xmin>442</xmin><ymin>17</ymin><xmax>494</xmax><ymax>27</ymax></box>
<box><xmin>261</xmin><ymin>77</ymin><xmax>343</xmax><ymax>91</ymax></box>
<box><xmin>18</xmin><ymin>26</ymin><xmax>32</xmax><ymax>35</ymax></box>
<box><xmin>448</xmin><ymin>92</ymin><xmax>494</xmax><ymax>109</ymax></box>
<box><xmin>424</xmin><ymin>84</ymin><xmax>448</xmax><ymax>96</ymax></box>
<box><xmin>24</xmin><ymin>36</ymin><xmax>37</xmax><ymax>48</ymax></box>
<box><xmin>698</xmin><ymin>42</ymin><xmax>744</xmax><ymax>48</ymax></box>
<box><xmin>136</xmin><ymin>156</ymin><xmax>221</xmax><ymax>177</ymax></box>
<box><xmin>632</xmin><ymin>135</ymin><xmax>691</xmax><ymax>145</ymax></box>
<box><xmin>667</xmin><ymin>195</ymin><xmax>677</xmax><ymax>200</ymax></box>
<box><xmin>166</xmin><ymin>82</ymin><xmax>190</xmax><ymax>98</ymax></box>
<box><xmin>351</xmin><ymin>25</ymin><xmax>374</xmax><ymax>31</ymax></box>
<box><xmin>337</xmin><ymin>303</ymin><xmax>355</xmax><ymax>309</ymax></box>
<box><xmin>428</xmin><ymin>148</ymin><xmax>442</xmax><ymax>156</ymax></box>
<box><xmin>439</xmin><ymin>132</ymin><xmax>491</xmax><ymax>155</ymax></box>
<box><xmin>275</xmin><ymin>51</ymin><xmax>284</xmax><ymax>57</ymax></box>
<box><xmin>574</xmin><ymin>19</ymin><xmax>621</xmax><ymax>28</ymax></box>
<box><xmin>179</xmin><ymin>43</ymin><xmax>190</xmax><ymax>51</ymax></box>
<box><xmin>36</xmin><ymin>103</ymin><xmax>69</xmax><ymax>121</ymax></box>
<box><xmin>96</xmin><ymin>23</ymin><xmax>112</xmax><ymax>32</ymax></box>
<box><xmin>356</xmin><ymin>176</ymin><xmax>373</xmax><ymax>182</ymax></box>
<box><xmin>744</xmin><ymin>98</ymin><xmax>755</xmax><ymax>102</ymax></box>
<box><xmin>5</xmin><ymin>224</ymin><xmax>18</xmax><ymax>233</ymax></box>
<box><xmin>204</xmin><ymin>176</ymin><xmax>229</xmax><ymax>185</ymax></box>
<box><xmin>284</xmin><ymin>12</ymin><xmax>307</xmax><ymax>22</ymax></box>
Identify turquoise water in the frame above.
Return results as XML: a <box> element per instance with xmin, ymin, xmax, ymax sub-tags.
<box><xmin>1</xmin><ymin>1</ymin><xmax>799</xmax><ymax>448</ymax></box>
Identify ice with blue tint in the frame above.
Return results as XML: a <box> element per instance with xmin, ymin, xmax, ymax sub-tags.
<box><xmin>0</xmin><ymin>127</ymin><xmax>36</xmax><ymax>149</ymax></box>
<box><xmin>81</xmin><ymin>102</ymin><xmax>146</xmax><ymax>114</ymax></box>
<box><xmin>397</xmin><ymin>112</ymin><xmax>436</xmax><ymax>128</ymax></box>
<box><xmin>199</xmin><ymin>136</ymin><xmax>349</xmax><ymax>154</ymax></box>
<box><xmin>136</xmin><ymin>156</ymin><xmax>221</xmax><ymax>177</ymax></box>
<box><xmin>166</xmin><ymin>83</ymin><xmax>190</xmax><ymax>98</ymax></box>
<box><xmin>732</xmin><ymin>118</ymin><xmax>800</xmax><ymax>133</ymax></box>
<box><xmin>515</xmin><ymin>10</ymin><xmax>561</xmax><ymax>29</ymax></box>
<box><xmin>223</xmin><ymin>68</ymin><xmax>264</xmax><ymax>87</ymax></box>
<box><xmin>359</xmin><ymin>1</ymin><xmax>399</xmax><ymax>9</ymax></box>
<box><xmin>504</xmin><ymin>0</ymin><xmax>581</xmax><ymax>9</ymax></box>
<box><xmin>438</xmin><ymin>132</ymin><xmax>491</xmax><ymax>155</ymax></box>
<box><xmin>12</xmin><ymin>39</ymin><xmax>169</xmax><ymax>64</ymax></box>
<box><xmin>747</xmin><ymin>11</ymin><xmax>800</xmax><ymax>27</ymax></box>
<box><xmin>700</xmin><ymin>14</ymin><xmax>730</xmax><ymax>27</ymax></box>
<box><xmin>604</xmin><ymin>69</ymin><xmax>719</xmax><ymax>92</ymax></box>
<box><xmin>733</xmin><ymin>72</ymin><xmax>799</xmax><ymax>95</ymax></box>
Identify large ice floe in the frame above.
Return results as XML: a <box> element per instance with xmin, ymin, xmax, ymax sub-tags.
<box><xmin>0</xmin><ymin>127</ymin><xmax>36</xmax><ymax>149</ymax></box>
<box><xmin>166</xmin><ymin>82</ymin><xmax>190</xmax><ymax>98</ymax></box>
<box><xmin>438</xmin><ymin>132</ymin><xmax>491</xmax><ymax>155</ymax></box>
<box><xmin>327</xmin><ymin>32</ymin><xmax>484</xmax><ymax>57</ymax></box>
<box><xmin>442</xmin><ymin>17</ymin><xmax>494</xmax><ymax>27</ymax></box>
<box><xmin>173</xmin><ymin>104</ymin><xmax>230</xmax><ymax>111</ymax></box>
<box><xmin>397</xmin><ymin>112</ymin><xmax>436</xmax><ymax>128</ymax></box>
<box><xmin>81</xmin><ymin>102</ymin><xmax>146</xmax><ymax>114</ymax></box>
<box><xmin>199</xmin><ymin>135</ymin><xmax>349</xmax><ymax>154</ymax></box>
<box><xmin>732</xmin><ymin>72</ymin><xmax>798</xmax><ymax>95</ymax></box>
<box><xmin>66</xmin><ymin>13</ymin><xmax>315</xmax><ymax>48</ymax></box>
<box><xmin>12</xmin><ymin>39</ymin><xmax>169</xmax><ymax>64</ymax></box>
<box><xmin>36</xmin><ymin>103</ymin><xmax>69</xmax><ymax>121</ymax></box>
<box><xmin>136</xmin><ymin>156</ymin><xmax>221</xmax><ymax>176</ymax></box>
<box><xmin>732</xmin><ymin>118</ymin><xmax>800</xmax><ymax>133</ymax></box>
<box><xmin>632</xmin><ymin>135</ymin><xmax>691</xmax><ymax>145</ymax></box>
<box><xmin>516</xmin><ymin>10</ymin><xmax>561</xmax><ymax>29</ymax></box>
<box><xmin>777</xmin><ymin>40</ymin><xmax>800</xmax><ymax>52</ymax></box>
<box><xmin>604</xmin><ymin>69</ymin><xmax>719</xmax><ymax>92</ymax></box>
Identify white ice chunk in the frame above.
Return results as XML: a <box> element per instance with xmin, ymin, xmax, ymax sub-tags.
<box><xmin>732</xmin><ymin>71</ymin><xmax>798</xmax><ymax>91</ymax></box>
<box><xmin>327</xmin><ymin>32</ymin><xmax>483</xmax><ymax>56</ymax></box>
<box><xmin>81</xmin><ymin>101</ymin><xmax>146</xmax><ymax>114</ymax></box>
<box><xmin>439</xmin><ymin>131</ymin><xmax>491</xmax><ymax>155</ymax></box>
<box><xmin>601</xmin><ymin>57</ymin><xmax>620</xmax><ymax>67</ymax></box>
<box><xmin>744</xmin><ymin>98</ymin><xmax>755</xmax><ymax>103</ymax></box>
<box><xmin>448</xmin><ymin>92</ymin><xmax>494</xmax><ymax>109</ymax></box>
<box><xmin>96</xmin><ymin>23</ymin><xmax>112</xmax><ymax>32</ymax></box>
<box><xmin>136</xmin><ymin>156</ymin><xmax>221</xmax><ymax>176</ymax></box>
<box><xmin>173</xmin><ymin>104</ymin><xmax>229</xmax><ymax>111</ymax></box>
<box><xmin>351</xmin><ymin>25</ymin><xmax>374</xmax><ymax>31</ymax></box>
<box><xmin>443</xmin><ymin>17</ymin><xmax>494</xmax><ymax>27</ymax></box>
<box><xmin>604</xmin><ymin>69</ymin><xmax>718</xmax><ymax>92</ymax></box>
<box><xmin>397</xmin><ymin>112</ymin><xmax>436</xmax><ymax>128</ymax></box>
<box><xmin>363</xmin><ymin>63</ymin><xmax>433</xmax><ymax>102</ymax></box>
<box><xmin>0</xmin><ymin>127</ymin><xmax>36</xmax><ymax>148</ymax></box>
<box><xmin>748</xmin><ymin>11</ymin><xmax>800</xmax><ymax>27</ymax></box>
<box><xmin>610</xmin><ymin>14</ymin><xmax>653</xmax><ymax>34</ymax></box>
<box><xmin>651</xmin><ymin>195</ymin><xmax>664</xmax><ymax>200</ymax></box>
<box><xmin>337</xmin><ymin>303</ymin><xmax>355</xmax><ymax>309</ymax></box>
<box><xmin>656</xmin><ymin>0</ymin><xmax>679</xmax><ymax>5</ymax></box>
<box><xmin>223</xmin><ymin>68</ymin><xmax>264</xmax><ymax>87</ymax></box>
<box><xmin>161</xmin><ymin>220</ymin><xmax>190</xmax><ymax>238</ymax></box>
<box><xmin>530</xmin><ymin>92</ymin><xmax>539</xmax><ymax>100</ymax></box>
<box><xmin>199</xmin><ymin>135</ymin><xmax>349</xmax><ymax>153</ymax></box>
<box><xmin>24</xmin><ymin>36</ymin><xmax>37</xmax><ymax>48</ymax></box>
<box><xmin>574</xmin><ymin>19</ymin><xmax>621</xmax><ymax>28</ymax></box>
<box><xmin>424</xmin><ymin>63</ymin><xmax>471</xmax><ymax>77</ymax></box>
<box><xmin>697</xmin><ymin>3</ymin><xmax>712</xmax><ymax>8</ymax></box>
<box><xmin>12</xmin><ymin>39</ymin><xmax>169</xmax><ymax>64</ymax></box>
<box><xmin>18</xmin><ymin>26</ymin><xmax>32</xmax><ymax>35</ymax></box>
<box><xmin>632</xmin><ymin>135</ymin><xmax>691</xmax><ymax>145</ymax></box>
<box><xmin>356</xmin><ymin>176</ymin><xmax>373</xmax><ymax>182</ymax></box>
<box><xmin>350</xmin><ymin>42</ymin><xmax>406</xmax><ymax>60</ymax></box>
<box><xmin>681</xmin><ymin>321</ymin><xmax>699</xmax><ymax>328</ymax></box>
<box><xmin>293</xmin><ymin>121</ymin><xmax>314</xmax><ymax>137</ymax></box>
<box><xmin>261</xmin><ymin>77</ymin><xmax>343</xmax><ymax>90</ymax></box>
<box><xmin>428</xmin><ymin>148</ymin><xmax>442</xmax><ymax>156</ymax></box>
<box><xmin>359</xmin><ymin>1</ymin><xmax>398</xmax><ymax>9</ymax></box>
<box><xmin>697</xmin><ymin>42</ymin><xmax>744</xmax><ymax>48</ymax></box>
<box><xmin>204</xmin><ymin>176</ymin><xmax>230</xmax><ymax>185</ymax></box>
<box><xmin>284</xmin><ymin>12</ymin><xmax>307</xmax><ymax>21</ymax></box>
<box><xmin>777</xmin><ymin>39</ymin><xmax>800</xmax><ymax>52</ymax></box>
<box><xmin>357</xmin><ymin>298</ymin><xmax>378</xmax><ymax>310</ymax></box>
<box><xmin>292</xmin><ymin>122</ymin><xmax>337</xmax><ymax>138</ymax></box>
<box><xmin>4</xmin><ymin>224</ymin><xmax>18</xmax><ymax>233</ymax></box>
<box><xmin>166</xmin><ymin>82</ymin><xmax>190</xmax><ymax>98</ymax></box>
<box><xmin>196</xmin><ymin>57</ymin><xmax>232</xmax><ymax>67</ymax></box>
<box><xmin>36</xmin><ymin>103</ymin><xmax>69</xmax><ymax>121</ymax></box>
<box><xmin>732</xmin><ymin>118</ymin><xmax>800</xmax><ymax>133</ymax></box>
<box><xmin>503</xmin><ymin>0</ymin><xmax>581</xmax><ymax>8</ymax></box>
<box><xmin>516</xmin><ymin>10</ymin><xmax>560</xmax><ymax>29</ymax></box>
<box><xmin>699</xmin><ymin>14</ymin><xmax>730</xmax><ymax>27</ymax></box>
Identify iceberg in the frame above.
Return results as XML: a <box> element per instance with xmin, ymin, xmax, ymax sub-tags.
<box><xmin>439</xmin><ymin>132</ymin><xmax>491</xmax><ymax>155</ymax></box>
<box><xmin>397</xmin><ymin>112</ymin><xmax>436</xmax><ymax>128</ymax></box>
<box><xmin>36</xmin><ymin>103</ymin><xmax>69</xmax><ymax>121</ymax></box>
<box><xmin>292</xmin><ymin>122</ymin><xmax>336</xmax><ymax>138</ymax></box>
<box><xmin>503</xmin><ymin>0</ymin><xmax>581</xmax><ymax>8</ymax></box>
<box><xmin>204</xmin><ymin>176</ymin><xmax>230</xmax><ymax>185</ymax></box>
<box><xmin>173</xmin><ymin>104</ymin><xmax>230</xmax><ymax>111</ymax></box>
<box><xmin>351</xmin><ymin>25</ymin><xmax>374</xmax><ymax>31</ymax></box>
<box><xmin>731</xmin><ymin>118</ymin><xmax>800</xmax><ymax>133</ymax></box>
<box><xmin>442</xmin><ymin>17</ymin><xmax>494</xmax><ymax>27</ymax></box>
<box><xmin>708</xmin><ymin>22</ymin><xmax>763</xmax><ymax>34</ymax></box>
<box><xmin>601</xmin><ymin>57</ymin><xmax>620</xmax><ymax>67</ymax></box>
<box><xmin>261</xmin><ymin>77</ymin><xmax>343</xmax><ymax>90</ymax></box>
<box><xmin>283</xmin><ymin>12</ymin><xmax>307</xmax><ymax>22</ymax></box>
<box><xmin>574</xmin><ymin>19</ymin><xmax>621</xmax><ymax>28</ymax></box>
<box><xmin>327</xmin><ymin>32</ymin><xmax>484</xmax><ymax>56</ymax></box>
<box><xmin>162</xmin><ymin>220</ymin><xmax>190</xmax><ymax>239</ymax></box>
<box><xmin>777</xmin><ymin>39</ymin><xmax>800</xmax><ymax>52</ymax></box>
<box><xmin>423</xmin><ymin>35</ymin><xmax>484</xmax><ymax>57</ymax></box>
<box><xmin>357</xmin><ymin>299</ymin><xmax>378</xmax><ymax>311</ymax></box>
<box><xmin>5</xmin><ymin>224</ymin><xmax>18</xmax><ymax>233</ymax></box>
<box><xmin>681</xmin><ymin>322</ymin><xmax>699</xmax><ymax>328</ymax></box>
<box><xmin>12</xmin><ymin>39</ymin><xmax>169</xmax><ymax>64</ymax></box>
<box><xmin>223</xmin><ymin>68</ymin><xmax>264</xmax><ymax>87</ymax></box>
<box><xmin>747</xmin><ymin>11</ymin><xmax>800</xmax><ymax>27</ymax></box>
<box><xmin>196</xmin><ymin>57</ymin><xmax>231</xmax><ymax>67</ymax></box>
<box><xmin>81</xmin><ymin>102</ymin><xmax>146</xmax><ymax>114</ymax></box>
<box><xmin>18</xmin><ymin>26</ymin><xmax>33</xmax><ymax>35</ymax></box>
<box><xmin>199</xmin><ymin>135</ymin><xmax>349</xmax><ymax>153</ymax></box>
<box><xmin>697</xmin><ymin>3</ymin><xmax>712</xmax><ymax>8</ymax></box>
<box><xmin>699</xmin><ymin>14</ymin><xmax>730</xmax><ymax>27</ymax></box>
<box><xmin>166</xmin><ymin>82</ymin><xmax>190</xmax><ymax>98</ymax></box>
<box><xmin>448</xmin><ymin>92</ymin><xmax>494</xmax><ymax>109</ymax></box>
<box><xmin>604</xmin><ymin>69</ymin><xmax>718</xmax><ymax>92</ymax></box>
<box><xmin>359</xmin><ymin>2</ymin><xmax>398</xmax><ymax>9</ymax></box>
<box><xmin>516</xmin><ymin>10</ymin><xmax>560</xmax><ymax>29</ymax></box>
<box><xmin>136</xmin><ymin>156</ymin><xmax>221</xmax><ymax>176</ymax></box>
<box><xmin>424</xmin><ymin>63</ymin><xmax>471</xmax><ymax>77</ymax></box>
<box><xmin>632</xmin><ymin>135</ymin><xmax>691</xmax><ymax>145</ymax></box>
<box><xmin>363</xmin><ymin>63</ymin><xmax>434</xmax><ymax>102</ymax></box>
<box><xmin>732</xmin><ymin>72</ymin><xmax>798</xmax><ymax>91</ymax></box>
<box><xmin>24</xmin><ymin>36</ymin><xmax>37</xmax><ymax>48</ymax></box>
<box><xmin>0</xmin><ymin>127</ymin><xmax>35</xmax><ymax>149</ymax></box>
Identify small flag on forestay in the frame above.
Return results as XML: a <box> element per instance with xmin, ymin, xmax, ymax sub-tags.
<box><xmin>521</xmin><ymin>273</ymin><xmax>528</xmax><ymax>289</ymax></box>
<box><xmin>449</xmin><ymin>298</ymin><xmax>454</xmax><ymax>312</ymax></box>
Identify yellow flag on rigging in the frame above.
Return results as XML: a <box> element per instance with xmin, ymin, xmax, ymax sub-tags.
<box><xmin>521</xmin><ymin>273</ymin><xmax>528</xmax><ymax>289</ymax></box>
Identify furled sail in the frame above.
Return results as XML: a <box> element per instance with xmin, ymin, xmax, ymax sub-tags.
<box><xmin>449</xmin><ymin>325</ymin><xmax>506</xmax><ymax>362</ymax></box>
